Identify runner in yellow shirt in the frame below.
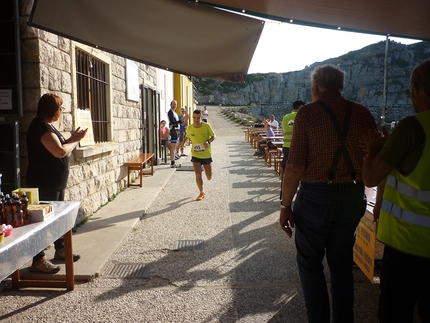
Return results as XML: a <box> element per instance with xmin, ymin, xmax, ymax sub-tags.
<box><xmin>185</xmin><ymin>109</ymin><xmax>216</xmax><ymax>200</ymax></box>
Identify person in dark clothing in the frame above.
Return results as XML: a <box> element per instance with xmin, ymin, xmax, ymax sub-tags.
<box><xmin>280</xmin><ymin>65</ymin><xmax>377</xmax><ymax>322</ymax></box>
<box><xmin>167</xmin><ymin>100</ymin><xmax>182</xmax><ymax>168</ymax></box>
<box><xmin>27</xmin><ymin>93</ymin><xmax>87</xmax><ymax>273</ymax></box>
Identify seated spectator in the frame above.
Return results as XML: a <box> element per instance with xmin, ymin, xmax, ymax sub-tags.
<box><xmin>255</xmin><ymin>120</ymin><xmax>276</xmax><ymax>157</ymax></box>
<box><xmin>159</xmin><ymin>120</ymin><xmax>170</xmax><ymax>146</ymax></box>
<box><xmin>159</xmin><ymin>120</ymin><xmax>170</xmax><ymax>160</ymax></box>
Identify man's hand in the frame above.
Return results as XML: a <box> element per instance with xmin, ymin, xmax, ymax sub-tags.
<box><xmin>362</xmin><ymin>127</ymin><xmax>389</xmax><ymax>158</ymax></box>
<box><xmin>362</xmin><ymin>128</ymin><xmax>394</xmax><ymax>188</ymax></box>
<box><xmin>280</xmin><ymin>207</ymin><xmax>295</xmax><ymax>238</ymax></box>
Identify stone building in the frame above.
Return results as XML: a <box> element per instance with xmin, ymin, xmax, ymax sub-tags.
<box><xmin>0</xmin><ymin>0</ymin><xmax>195</xmax><ymax>223</ymax></box>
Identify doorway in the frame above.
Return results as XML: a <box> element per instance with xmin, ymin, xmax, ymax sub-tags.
<box><xmin>141</xmin><ymin>85</ymin><xmax>161</xmax><ymax>165</ymax></box>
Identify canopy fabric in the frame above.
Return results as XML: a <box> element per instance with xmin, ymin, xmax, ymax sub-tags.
<box><xmin>29</xmin><ymin>0</ymin><xmax>264</xmax><ymax>83</ymax></box>
<box><xmin>29</xmin><ymin>0</ymin><xmax>429</xmax><ymax>83</ymax></box>
<box><xmin>203</xmin><ymin>0</ymin><xmax>430</xmax><ymax>41</ymax></box>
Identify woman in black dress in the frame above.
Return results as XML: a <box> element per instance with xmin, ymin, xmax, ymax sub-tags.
<box><xmin>27</xmin><ymin>93</ymin><xmax>87</xmax><ymax>273</ymax></box>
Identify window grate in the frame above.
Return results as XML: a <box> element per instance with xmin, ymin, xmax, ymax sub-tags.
<box><xmin>76</xmin><ymin>49</ymin><xmax>109</xmax><ymax>142</ymax></box>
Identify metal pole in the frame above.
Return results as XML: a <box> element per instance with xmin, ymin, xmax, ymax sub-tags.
<box><xmin>381</xmin><ymin>34</ymin><xmax>389</xmax><ymax>128</ymax></box>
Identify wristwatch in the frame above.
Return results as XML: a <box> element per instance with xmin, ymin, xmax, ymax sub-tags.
<box><xmin>280</xmin><ymin>202</ymin><xmax>291</xmax><ymax>209</ymax></box>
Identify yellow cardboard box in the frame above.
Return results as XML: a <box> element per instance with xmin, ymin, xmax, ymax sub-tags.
<box><xmin>12</xmin><ymin>188</ymin><xmax>39</xmax><ymax>204</ymax></box>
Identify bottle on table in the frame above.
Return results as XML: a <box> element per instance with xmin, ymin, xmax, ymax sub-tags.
<box><xmin>12</xmin><ymin>193</ymin><xmax>23</xmax><ymax>227</ymax></box>
<box><xmin>3</xmin><ymin>194</ymin><xmax>13</xmax><ymax>226</ymax></box>
<box><xmin>20</xmin><ymin>192</ymin><xmax>30</xmax><ymax>225</ymax></box>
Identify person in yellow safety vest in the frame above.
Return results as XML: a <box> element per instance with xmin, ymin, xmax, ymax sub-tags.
<box><xmin>362</xmin><ymin>59</ymin><xmax>430</xmax><ymax>323</ymax></box>
<box><xmin>281</xmin><ymin>100</ymin><xmax>305</xmax><ymax>173</ymax></box>
<box><xmin>279</xmin><ymin>100</ymin><xmax>304</xmax><ymax>199</ymax></box>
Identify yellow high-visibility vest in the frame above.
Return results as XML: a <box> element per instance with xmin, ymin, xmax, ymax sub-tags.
<box><xmin>282</xmin><ymin>111</ymin><xmax>297</xmax><ymax>148</ymax></box>
<box><xmin>377</xmin><ymin>110</ymin><xmax>430</xmax><ymax>258</ymax></box>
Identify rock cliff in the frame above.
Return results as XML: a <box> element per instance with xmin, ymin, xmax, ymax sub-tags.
<box><xmin>193</xmin><ymin>41</ymin><xmax>430</xmax><ymax>124</ymax></box>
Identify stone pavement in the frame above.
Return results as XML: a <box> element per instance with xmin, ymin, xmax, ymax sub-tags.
<box><xmin>0</xmin><ymin>106</ymin><xmax>381</xmax><ymax>322</ymax></box>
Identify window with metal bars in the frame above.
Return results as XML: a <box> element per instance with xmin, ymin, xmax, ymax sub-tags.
<box><xmin>75</xmin><ymin>49</ymin><xmax>109</xmax><ymax>142</ymax></box>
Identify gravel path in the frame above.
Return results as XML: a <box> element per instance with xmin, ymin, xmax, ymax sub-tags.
<box><xmin>0</xmin><ymin>106</ymin><xmax>380</xmax><ymax>323</ymax></box>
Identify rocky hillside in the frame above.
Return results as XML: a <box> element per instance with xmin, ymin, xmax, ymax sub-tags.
<box><xmin>193</xmin><ymin>41</ymin><xmax>430</xmax><ymax>123</ymax></box>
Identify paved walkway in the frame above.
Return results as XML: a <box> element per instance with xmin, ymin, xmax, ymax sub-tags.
<box><xmin>0</xmin><ymin>107</ymin><xmax>381</xmax><ymax>322</ymax></box>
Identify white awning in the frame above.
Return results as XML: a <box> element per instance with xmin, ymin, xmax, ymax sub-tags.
<box><xmin>29</xmin><ymin>0</ymin><xmax>264</xmax><ymax>82</ymax></box>
<box><xmin>204</xmin><ymin>0</ymin><xmax>430</xmax><ymax>41</ymax></box>
<box><xmin>29</xmin><ymin>0</ymin><xmax>429</xmax><ymax>83</ymax></box>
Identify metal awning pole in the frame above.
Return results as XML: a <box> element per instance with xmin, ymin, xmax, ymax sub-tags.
<box><xmin>381</xmin><ymin>34</ymin><xmax>389</xmax><ymax>128</ymax></box>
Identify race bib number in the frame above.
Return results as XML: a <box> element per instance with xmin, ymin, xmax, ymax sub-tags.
<box><xmin>194</xmin><ymin>143</ymin><xmax>205</xmax><ymax>152</ymax></box>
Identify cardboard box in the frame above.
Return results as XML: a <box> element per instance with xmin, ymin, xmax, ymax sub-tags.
<box><xmin>12</xmin><ymin>188</ymin><xmax>39</xmax><ymax>204</ymax></box>
<box><xmin>28</xmin><ymin>203</ymin><xmax>54</xmax><ymax>222</ymax></box>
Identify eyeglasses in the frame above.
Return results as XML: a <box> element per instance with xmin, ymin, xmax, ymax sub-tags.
<box><xmin>60</xmin><ymin>106</ymin><xmax>65</xmax><ymax>111</ymax></box>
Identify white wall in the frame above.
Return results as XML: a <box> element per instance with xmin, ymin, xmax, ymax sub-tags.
<box><xmin>157</xmin><ymin>69</ymin><xmax>174</xmax><ymax>123</ymax></box>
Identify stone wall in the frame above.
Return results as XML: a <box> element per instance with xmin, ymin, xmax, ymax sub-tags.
<box><xmin>19</xmin><ymin>0</ymin><xmax>158</xmax><ymax>223</ymax></box>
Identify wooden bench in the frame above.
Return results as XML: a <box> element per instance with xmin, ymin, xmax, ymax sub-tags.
<box><xmin>125</xmin><ymin>153</ymin><xmax>154</xmax><ymax>187</ymax></box>
<box><xmin>244</xmin><ymin>127</ymin><xmax>251</xmax><ymax>141</ymax></box>
<box><xmin>274</xmin><ymin>148</ymin><xmax>284</xmax><ymax>176</ymax></box>
<box><xmin>263</xmin><ymin>143</ymin><xmax>279</xmax><ymax>166</ymax></box>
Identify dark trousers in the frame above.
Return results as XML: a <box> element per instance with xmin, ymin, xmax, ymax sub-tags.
<box><xmin>281</xmin><ymin>147</ymin><xmax>290</xmax><ymax>172</ymax></box>
<box><xmin>379</xmin><ymin>245</ymin><xmax>430</xmax><ymax>323</ymax></box>
<box><xmin>258</xmin><ymin>139</ymin><xmax>276</xmax><ymax>154</ymax></box>
<box><xmin>280</xmin><ymin>147</ymin><xmax>290</xmax><ymax>199</ymax></box>
<box><xmin>294</xmin><ymin>181</ymin><xmax>366</xmax><ymax>323</ymax></box>
<box><xmin>258</xmin><ymin>139</ymin><xmax>267</xmax><ymax>154</ymax></box>
<box><xmin>33</xmin><ymin>187</ymin><xmax>65</xmax><ymax>263</ymax></box>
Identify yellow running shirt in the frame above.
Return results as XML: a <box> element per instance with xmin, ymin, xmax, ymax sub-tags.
<box><xmin>185</xmin><ymin>122</ymin><xmax>215</xmax><ymax>159</ymax></box>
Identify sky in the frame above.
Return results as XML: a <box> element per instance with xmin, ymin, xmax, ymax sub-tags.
<box><xmin>247</xmin><ymin>21</ymin><xmax>421</xmax><ymax>74</ymax></box>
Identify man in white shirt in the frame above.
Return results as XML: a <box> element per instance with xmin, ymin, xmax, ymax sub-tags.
<box><xmin>202</xmin><ymin>106</ymin><xmax>209</xmax><ymax>123</ymax></box>
<box><xmin>267</xmin><ymin>114</ymin><xmax>279</xmax><ymax>130</ymax></box>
